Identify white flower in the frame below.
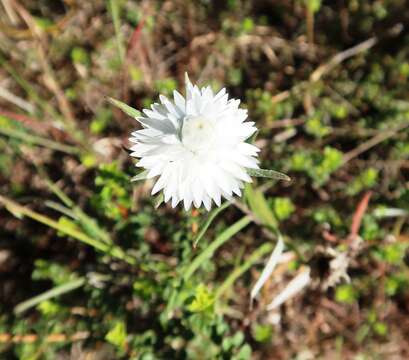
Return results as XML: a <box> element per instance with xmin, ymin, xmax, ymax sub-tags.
<box><xmin>129</xmin><ymin>74</ymin><xmax>260</xmax><ymax>211</ymax></box>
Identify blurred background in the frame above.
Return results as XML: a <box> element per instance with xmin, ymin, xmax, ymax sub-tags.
<box><xmin>1</xmin><ymin>0</ymin><xmax>409</xmax><ymax>359</ymax></box>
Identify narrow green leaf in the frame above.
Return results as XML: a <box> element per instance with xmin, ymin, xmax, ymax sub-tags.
<box><xmin>0</xmin><ymin>123</ymin><xmax>79</xmax><ymax>155</ymax></box>
<box><xmin>184</xmin><ymin>216</ymin><xmax>252</xmax><ymax>281</ymax></box>
<box><xmin>42</xmin><ymin>174</ymin><xmax>112</xmax><ymax>245</ymax></box>
<box><xmin>107</xmin><ymin>97</ymin><xmax>141</xmax><ymax>118</ymax></box>
<box><xmin>74</xmin><ymin>208</ymin><xmax>112</xmax><ymax>245</ymax></box>
<box><xmin>245</xmin><ymin>184</ymin><xmax>278</xmax><ymax>228</ymax></box>
<box><xmin>215</xmin><ymin>243</ymin><xmax>273</xmax><ymax>299</ymax></box>
<box><xmin>45</xmin><ymin>201</ymin><xmax>77</xmax><ymax>219</ymax></box>
<box><xmin>247</xmin><ymin>168</ymin><xmax>291</xmax><ymax>181</ymax></box>
<box><xmin>108</xmin><ymin>0</ymin><xmax>125</xmax><ymax>63</ymax></box>
<box><xmin>248</xmin><ymin>130</ymin><xmax>259</xmax><ymax>144</ymax></box>
<box><xmin>131</xmin><ymin>170</ymin><xmax>149</xmax><ymax>182</ymax></box>
<box><xmin>193</xmin><ymin>202</ymin><xmax>230</xmax><ymax>248</ymax></box>
<box><xmin>0</xmin><ymin>195</ymin><xmax>135</xmax><ymax>265</ymax></box>
<box><xmin>14</xmin><ymin>277</ymin><xmax>86</xmax><ymax>315</ymax></box>
<box><xmin>154</xmin><ymin>193</ymin><xmax>164</xmax><ymax>209</ymax></box>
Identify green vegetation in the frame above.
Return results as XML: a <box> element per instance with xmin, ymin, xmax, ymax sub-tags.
<box><xmin>0</xmin><ymin>1</ymin><xmax>408</xmax><ymax>359</ymax></box>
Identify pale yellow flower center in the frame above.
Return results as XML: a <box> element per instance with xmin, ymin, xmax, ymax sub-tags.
<box><xmin>181</xmin><ymin>116</ymin><xmax>215</xmax><ymax>153</ymax></box>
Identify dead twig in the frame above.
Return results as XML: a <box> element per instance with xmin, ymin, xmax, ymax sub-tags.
<box><xmin>1</xmin><ymin>0</ymin><xmax>19</xmax><ymax>24</ymax></box>
<box><xmin>267</xmin><ymin>118</ymin><xmax>304</xmax><ymax>129</ymax></box>
<box><xmin>272</xmin><ymin>37</ymin><xmax>377</xmax><ymax>104</ymax></box>
<box><xmin>0</xmin><ymin>108</ymin><xmax>66</xmax><ymax>139</ymax></box>
<box><xmin>342</xmin><ymin>121</ymin><xmax>409</xmax><ymax>164</ymax></box>
<box><xmin>0</xmin><ymin>85</ymin><xmax>34</xmax><ymax>113</ymax></box>
<box><xmin>306</xmin><ymin>6</ymin><xmax>315</xmax><ymax>45</ymax></box>
<box><xmin>322</xmin><ymin>191</ymin><xmax>373</xmax><ymax>244</ymax></box>
<box><xmin>9</xmin><ymin>0</ymin><xmax>78</xmax><ymax>133</ymax></box>
<box><xmin>309</xmin><ymin>37</ymin><xmax>377</xmax><ymax>82</ymax></box>
<box><xmin>0</xmin><ymin>332</ymin><xmax>90</xmax><ymax>343</ymax></box>
<box><xmin>349</xmin><ymin>191</ymin><xmax>373</xmax><ymax>239</ymax></box>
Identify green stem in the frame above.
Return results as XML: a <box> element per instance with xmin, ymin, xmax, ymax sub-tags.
<box><xmin>0</xmin><ymin>195</ymin><xmax>135</xmax><ymax>265</ymax></box>
<box><xmin>193</xmin><ymin>202</ymin><xmax>230</xmax><ymax>248</ymax></box>
<box><xmin>184</xmin><ymin>216</ymin><xmax>252</xmax><ymax>281</ymax></box>
<box><xmin>108</xmin><ymin>1</ymin><xmax>125</xmax><ymax>63</ymax></box>
<box><xmin>215</xmin><ymin>243</ymin><xmax>273</xmax><ymax>299</ymax></box>
<box><xmin>14</xmin><ymin>277</ymin><xmax>86</xmax><ymax>315</ymax></box>
<box><xmin>0</xmin><ymin>125</ymin><xmax>79</xmax><ymax>155</ymax></box>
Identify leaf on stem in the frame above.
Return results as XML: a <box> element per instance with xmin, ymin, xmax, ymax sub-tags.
<box><xmin>107</xmin><ymin>97</ymin><xmax>141</xmax><ymax>118</ymax></box>
<box><xmin>193</xmin><ymin>202</ymin><xmax>230</xmax><ymax>248</ymax></box>
<box><xmin>131</xmin><ymin>170</ymin><xmax>149</xmax><ymax>182</ymax></box>
<box><xmin>247</xmin><ymin>168</ymin><xmax>291</xmax><ymax>182</ymax></box>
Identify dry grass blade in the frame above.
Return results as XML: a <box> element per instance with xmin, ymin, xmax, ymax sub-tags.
<box><xmin>8</xmin><ymin>0</ymin><xmax>84</xmax><ymax>145</ymax></box>
<box><xmin>0</xmin><ymin>125</ymin><xmax>79</xmax><ymax>154</ymax></box>
<box><xmin>343</xmin><ymin>121</ymin><xmax>409</xmax><ymax>164</ymax></box>
<box><xmin>0</xmin><ymin>86</ymin><xmax>34</xmax><ymax>113</ymax></box>
<box><xmin>310</xmin><ymin>37</ymin><xmax>377</xmax><ymax>82</ymax></box>
<box><xmin>272</xmin><ymin>37</ymin><xmax>378</xmax><ymax>104</ymax></box>
<box><xmin>267</xmin><ymin>267</ymin><xmax>311</xmax><ymax>310</ymax></box>
<box><xmin>215</xmin><ymin>243</ymin><xmax>273</xmax><ymax>300</ymax></box>
<box><xmin>250</xmin><ymin>234</ymin><xmax>284</xmax><ymax>307</ymax></box>
<box><xmin>0</xmin><ymin>332</ymin><xmax>90</xmax><ymax>343</ymax></box>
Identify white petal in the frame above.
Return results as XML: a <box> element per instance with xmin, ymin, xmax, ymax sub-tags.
<box><xmin>213</xmin><ymin>88</ymin><xmax>226</xmax><ymax>101</ymax></box>
<box><xmin>151</xmin><ymin>174</ymin><xmax>167</xmax><ymax>195</ymax></box>
<box><xmin>213</xmin><ymin>190</ymin><xmax>222</xmax><ymax>207</ymax></box>
<box><xmin>202</xmin><ymin>173</ymin><xmax>218</xmax><ymax>199</ymax></box>
<box><xmin>220</xmin><ymin>162</ymin><xmax>252</xmax><ymax>183</ymax></box>
<box><xmin>136</xmin><ymin>116</ymin><xmax>176</xmax><ymax>134</ymax></box>
<box><xmin>203</xmin><ymin>195</ymin><xmax>212</xmax><ymax>211</ymax></box>
<box><xmin>183</xmin><ymin>191</ymin><xmax>193</xmax><ymax>211</ymax></box>
<box><xmin>201</xmin><ymin>86</ymin><xmax>214</xmax><ymax>100</ymax></box>
<box><xmin>237</xmin><ymin>142</ymin><xmax>260</xmax><ymax>156</ymax></box>
<box><xmin>213</xmin><ymin>170</ymin><xmax>233</xmax><ymax>196</ymax></box>
<box><xmin>171</xmin><ymin>194</ymin><xmax>180</xmax><ymax>208</ymax></box>
<box><xmin>160</xmin><ymin>95</ymin><xmax>183</xmax><ymax>119</ymax></box>
<box><xmin>192</xmin><ymin>180</ymin><xmax>204</xmax><ymax>208</ymax></box>
<box><xmin>131</xmin><ymin>128</ymin><xmax>162</xmax><ymax>138</ymax></box>
<box><xmin>232</xmin><ymin>153</ymin><xmax>259</xmax><ymax>169</ymax></box>
<box><xmin>185</xmin><ymin>73</ymin><xmax>194</xmax><ymax>100</ymax></box>
<box><xmin>136</xmin><ymin>156</ymin><xmax>161</xmax><ymax>168</ymax></box>
<box><xmin>129</xmin><ymin>143</ymin><xmax>155</xmax><ymax>157</ymax></box>
<box><xmin>147</xmin><ymin>163</ymin><xmax>165</xmax><ymax>178</ymax></box>
<box><xmin>144</xmin><ymin>107</ymin><xmax>166</xmax><ymax>120</ymax></box>
<box><xmin>173</xmin><ymin>90</ymin><xmax>186</xmax><ymax>114</ymax></box>
<box><xmin>221</xmin><ymin>190</ymin><xmax>233</xmax><ymax>202</ymax></box>
<box><xmin>164</xmin><ymin>170</ymin><xmax>178</xmax><ymax>202</ymax></box>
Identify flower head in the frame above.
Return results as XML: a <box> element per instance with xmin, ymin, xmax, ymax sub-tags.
<box><xmin>129</xmin><ymin>74</ymin><xmax>260</xmax><ymax>210</ymax></box>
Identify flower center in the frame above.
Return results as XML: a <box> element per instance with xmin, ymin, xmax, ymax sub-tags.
<box><xmin>181</xmin><ymin>116</ymin><xmax>215</xmax><ymax>153</ymax></box>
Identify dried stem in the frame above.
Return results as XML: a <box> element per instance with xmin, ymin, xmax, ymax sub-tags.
<box><xmin>342</xmin><ymin>121</ymin><xmax>409</xmax><ymax>164</ymax></box>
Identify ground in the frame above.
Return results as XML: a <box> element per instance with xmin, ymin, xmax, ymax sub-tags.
<box><xmin>0</xmin><ymin>1</ymin><xmax>409</xmax><ymax>359</ymax></box>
